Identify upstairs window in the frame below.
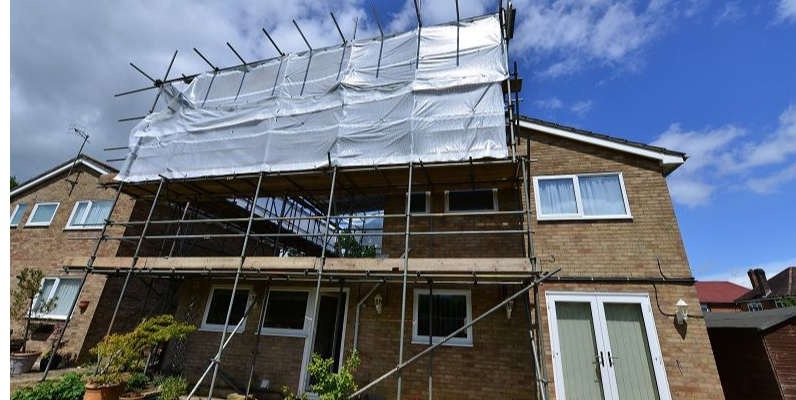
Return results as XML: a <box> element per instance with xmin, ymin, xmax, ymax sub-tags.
<box><xmin>66</xmin><ymin>200</ymin><xmax>113</xmax><ymax>229</ymax></box>
<box><xmin>409</xmin><ymin>192</ymin><xmax>431</xmax><ymax>214</ymax></box>
<box><xmin>261</xmin><ymin>290</ymin><xmax>310</xmax><ymax>336</ymax></box>
<box><xmin>201</xmin><ymin>286</ymin><xmax>252</xmax><ymax>332</ymax></box>
<box><xmin>412</xmin><ymin>289</ymin><xmax>472</xmax><ymax>346</ymax></box>
<box><xmin>533</xmin><ymin>173</ymin><xmax>631</xmax><ymax>220</ymax></box>
<box><xmin>26</xmin><ymin>202</ymin><xmax>60</xmax><ymax>227</ymax></box>
<box><xmin>11</xmin><ymin>203</ymin><xmax>28</xmax><ymax>227</ymax></box>
<box><xmin>445</xmin><ymin>189</ymin><xmax>498</xmax><ymax>212</ymax></box>
<box><xmin>32</xmin><ymin>277</ymin><xmax>81</xmax><ymax>319</ymax></box>
<box><xmin>747</xmin><ymin>301</ymin><xmax>763</xmax><ymax>312</ymax></box>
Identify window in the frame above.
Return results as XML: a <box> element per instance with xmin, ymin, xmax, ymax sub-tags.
<box><xmin>261</xmin><ymin>290</ymin><xmax>311</xmax><ymax>336</ymax></box>
<box><xmin>534</xmin><ymin>173</ymin><xmax>631</xmax><ymax>220</ymax></box>
<box><xmin>11</xmin><ymin>203</ymin><xmax>28</xmax><ymax>227</ymax></box>
<box><xmin>409</xmin><ymin>192</ymin><xmax>431</xmax><ymax>214</ymax></box>
<box><xmin>445</xmin><ymin>189</ymin><xmax>498</xmax><ymax>212</ymax></box>
<box><xmin>775</xmin><ymin>299</ymin><xmax>787</xmax><ymax>309</ymax></box>
<box><xmin>25</xmin><ymin>202</ymin><xmax>60</xmax><ymax>227</ymax></box>
<box><xmin>31</xmin><ymin>278</ymin><xmax>81</xmax><ymax>319</ymax></box>
<box><xmin>201</xmin><ymin>286</ymin><xmax>253</xmax><ymax>332</ymax></box>
<box><xmin>547</xmin><ymin>292</ymin><xmax>672</xmax><ymax>400</ymax></box>
<box><xmin>66</xmin><ymin>200</ymin><xmax>113</xmax><ymax>229</ymax></box>
<box><xmin>412</xmin><ymin>289</ymin><xmax>472</xmax><ymax>346</ymax></box>
<box><xmin>747</xmin><ymin>301</ymin><xmax>763</xmax><ymax>312</ymax></box>
<box><xmin>700</xmin><ymin>303</ymin><xmax>710</xmax><ymax>314</ymax></box>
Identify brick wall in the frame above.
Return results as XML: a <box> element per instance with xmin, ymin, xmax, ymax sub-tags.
<box><xmin>10</xmin><ymin>165</ymin><xmax>135</xmax><ymax>359</ymax></box>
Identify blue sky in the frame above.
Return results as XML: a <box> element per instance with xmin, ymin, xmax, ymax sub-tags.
<box><xmin>11</xmin><ymin>0</ymin><xmax>796</xmax><ymax>285</ymax></box>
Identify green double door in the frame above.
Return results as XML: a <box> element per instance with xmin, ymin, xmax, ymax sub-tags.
<box><xmin>547</xmin><ymin>293</ymin><xmax>672</xmax><ymax>400</ymax></box>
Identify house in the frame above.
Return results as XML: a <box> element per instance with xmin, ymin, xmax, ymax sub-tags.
<box><xmin>9</xmin><ymin>154</ymin><xmax>158</xmax><ymax>362</ymax></box>
<box><xmin>705</xmin><ymin>307</ymin><xmax>796</xmax><ymax>400</ymax></box>
<box><xmin>736</xmin><ymin>268</ymin><xmax>796</xmax><ymax>311</ymax></box>
<box><xmin>695</xmin><ymin>281</ymin><xmax>749</xmax><ymax>313</ymax></box>
<box><xmin>46</xmin><ymin>10</ymin><xmax>725</xmax><ymax>400</ymax></box>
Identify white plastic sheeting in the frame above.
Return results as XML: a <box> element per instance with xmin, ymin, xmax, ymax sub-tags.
<box><xmin>118</xmin><ymin>14</ymin><xmax>509</xmax><ymax>182</ymax></box>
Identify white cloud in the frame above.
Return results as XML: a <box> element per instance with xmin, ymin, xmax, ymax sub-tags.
<box><xmin>777</xmin><ymin>0</ymin><xmax>796</xmax><ymax>23</ymax></box>
<box><xmin>570</xmin><ymin>100</ymin><xmax>593</xmax><ymax>117</ymax></box>
<box><xmin>533</xmin><ymin>97</ymin><xmax>564</xmax><ymax>110</ymax></box>
<box><xmin>697</xmin><ymin>257</ymin><xmax>796</xmax><ymax>287</ymax></box>
<box><xmin>715</xmin><ymin>2</ymin><xmax>745</xmax><ymax>25</ymax></box>
<box><xmin>653</xmin><ymin>104</ymin><xmax>796</xmax><ymax>207</ymax></box>
<box><xmin>511</xmin><ymin>0</ymin><xmax>702</xmax><ymax>78</ymax></box>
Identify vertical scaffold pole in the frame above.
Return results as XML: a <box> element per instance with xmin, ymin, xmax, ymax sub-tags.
<box><xmin>245</xmin><ymin>278</ymin><xmax>271</xmax><ymax>398</ymax></box>
<box><xmin>105</xmin><ymin>178</ymin><xmax>165</xmax><ymax>337</ymax></box>
<box><xmin>41</xmin><ymin>182</ymin><xmax>125</xmax><ymax>381</ymax></box>
<box><xmin>427</xmin><ymin>279</ymin><xmax>434</xmax><ymax>400</ymax></box>
<box><xmin>305</xmin><ymin>166</ymin><xmax>338</xmax><ymax>392</ymax></box>
<box><xmin>396</xmin><ymin>163</ymin><xmax>414</xmax><ymax>400</ymax></box>
<box><xmin>207</xmin><ymin>172</ymin><xmax>264</xmax><ymax>400</ymax></box>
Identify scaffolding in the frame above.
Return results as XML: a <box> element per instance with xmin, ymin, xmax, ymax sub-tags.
<box><xmin>45</xmin><ymin>2</ymin><xmax>558</xmax><ymax>400</ymax></box>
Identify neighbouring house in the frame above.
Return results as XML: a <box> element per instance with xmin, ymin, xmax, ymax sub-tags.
<box><xmin>695</xmin><ymin>281</ymin><xmax>749</xmax><ymax>313</ymax></box>
<box><xmin>48</xmin><ymin>10</ymin><xmax>725</xmax><ymax>400</ymax></box>
<box><xmin>9</xmin><ymin>155</ymin><xmax>143</xmax><ymax>362</ymax></box>
<box><xmin>737</xmin><ymin>267</ymin><xmax>796</xmax><ymax>311</ymax></box>
<box><xmin>705</xmin><ymin>307</ymin><xmax>796</xmax><ymax>400</ymax></box>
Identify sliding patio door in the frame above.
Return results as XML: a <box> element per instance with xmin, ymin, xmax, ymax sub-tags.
<box><xmin>547</xmin><ymin>293</ymin><xmax>671</xmax><ymax>400</ymax></box>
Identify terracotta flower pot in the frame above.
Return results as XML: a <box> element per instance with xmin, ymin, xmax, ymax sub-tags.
<box><xmin>10</xmin><ymin>351</ymin><xmax>41</xmax><ymax>375</ymax></box>
<box><xmin>84</xmin><ymin>382</ymin><xmax>126</xmax><ymax>400</ymax></box>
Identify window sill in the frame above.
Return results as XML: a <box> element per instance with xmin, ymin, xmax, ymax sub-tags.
<box><xmin>258</xmin><ymin>329</ymin><xmax>307</xmax><ymax>338</ymax></box>
<box><xmin>537</xmin><ymin>214</ymin><xmax>633</xmax><ymax>222</ymax></box>
<box><xmin>23</xmin><ymin>223</ymin><xmax>53</xmax><ymax>228</ymax></box>
<box><xmin>64</xmin><ymin>226</ymin><xmax>103</xmax><ymax>231</ymax></box>
<box><xmin>411</xmin><ymin>339</ymin><xmax>473</xmax><ymax>347</ymax></box>
<box><xmin>198</xmin><ymin>325</ymin><xmax>246</xmax><ymax>334</ymax></box>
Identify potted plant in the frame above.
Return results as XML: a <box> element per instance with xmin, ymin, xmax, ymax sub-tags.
<box><xmin>40</xmin><ymin>339</ymin><xmax>67</xmax><ymax>372</ymax></box>
<box><xmin>10</xmin><ymin>268</ymin><xmax>57</xmax><ymax>374</ymax></box>
<box><xmin>85</xmin><ymin>315</ymin><xmax>195</xmax><ymax>400</ymax></box>
<box><xmin>119</xmin><ymin>373</ymin><xmax>160</xmax><ymax>400</ymax></box>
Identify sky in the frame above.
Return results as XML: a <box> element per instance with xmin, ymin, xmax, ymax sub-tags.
<box><xmin>10</xmin><ymin>0</ymin><xmax>796</xmax><ymax>286</ymax></box>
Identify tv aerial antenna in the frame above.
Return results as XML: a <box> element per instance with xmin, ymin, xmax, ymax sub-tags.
<box><xmin>65</xmin><ymin>123</ymin><xmax>90</xmax><ymax>190</ymax></box>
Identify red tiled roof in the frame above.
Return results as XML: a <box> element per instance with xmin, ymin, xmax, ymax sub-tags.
<box><xmin>696</xmin><ymin>281</ymin><xmax>750</xmax><ymax>304</ymax></box>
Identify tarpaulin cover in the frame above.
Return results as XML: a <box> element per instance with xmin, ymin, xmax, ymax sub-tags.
<box><xmin>118</xmin><ymin>13</ymin><xmax>509</xmax><ymax>182</ymax></box>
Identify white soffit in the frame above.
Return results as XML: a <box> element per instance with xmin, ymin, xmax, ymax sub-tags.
<box><xmin>519</xmin><ymin>120</ymin><xmax>686</xmax><ymax>167</ymax></box>
<box><xmin>10</xmin><ymin>158</ymin><xmax>111</xmax><ymax>198</ymax></box>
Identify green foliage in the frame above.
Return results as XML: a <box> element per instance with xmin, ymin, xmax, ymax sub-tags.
<box><xmin>11</xmin><ymin>175</ymin><xmax>19</xmax><ymax>189</ymax></box>
<box><xmin>11</xmin><ymin>372</ymin><xmax>86</xmax><ymax>400</ymax></box>
<box><xmin>11</xmin><ymin>268</ymin><xmax>57</xmax><ymax>352</ymax></box>
<box><xmin>125</xmin><ymin>372</ymin><xmax>151</xmax><ymax>394</ymax></box>
<box><xmin>282</xmin><ymin>351</ymin><xmax>360</xmax><ymax>400</ymax></box>
<box><xmin>337</xmin><ymin>231</ymin><xmax>376</xmax><ymax>258</ymax></box>
<box><xmin>780</xmin><ymin>296</ymin><xmax>796</xmax><ymax>307</ymax></box>
<box><xmin>88</xmin><ymin>315</ymin><xmax>196</xmax><ymax>386</ymax></box>
<box><xmin>153</xmin><ymin>375</ymin><xmax>187</xmax><ymax>400</ymax></box>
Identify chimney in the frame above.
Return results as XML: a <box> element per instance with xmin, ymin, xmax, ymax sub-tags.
<box><xmin>747</xmin><ymin>268</ymin><xmax>771</xmax><ymax>296</ymax></box>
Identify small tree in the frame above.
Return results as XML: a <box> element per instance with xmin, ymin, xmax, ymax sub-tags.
<box><xmin>337</xmin><ymin>230</ymin><xmax>377</xmax><ymax>258</ymax></box>
<box><xmin>11</xmin><ymin>268</ymin><xmax>57</xmax><ymax>353</ymax></box>
<box><xmin>89</xmin><ymin>315</ymin><xmax>195</xmax><ymax>387</ymax></box>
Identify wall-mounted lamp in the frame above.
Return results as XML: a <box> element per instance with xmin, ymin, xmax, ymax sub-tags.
<box><xmin>374</xmin><ymin>293</ymin><xmax>383</xmax><ymax>315</ymax></box>
<box><xmin>676</xmin><ymin>299</ymin><xmax>689</xmax><ymax>324</ymax></box>
<box><xmin>505</xmin><ymin>300</ymin><xmax>514</xmax><ymax>320</ymax></box>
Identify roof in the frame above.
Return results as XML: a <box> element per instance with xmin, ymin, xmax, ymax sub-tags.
<box><xmin>737</xmin><ymin>266</ymin><xmax>796</xmax><ymax>301</ymax></box>
<box><xmin>11</xmin><ymin>154</ymin><xmax>117</xmax><ymax>198</ymax></box>
<box><xmin>518</xmin><ymin>116</ymin><xmax>687</xmax><ymax>176</ymax></box>
<box><xmin>696</xmin><ymin>281</ymin><xmax>750</xmax><ymax>304</ymax></box>
<box><xmin>705</xmin><ymin>306</ymin><xmax>796</xmax><ymax>331</ymax></box>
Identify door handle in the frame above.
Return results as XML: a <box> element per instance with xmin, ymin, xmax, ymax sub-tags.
<box><xmin>608</xmin><ymin>351</ymin><xmax>617</xmax><ymax>367</ymax></box>
<box><xmin>598</xmin><ymin>351</ymin><xmax>605</xmax><ymax>367</ymax></box>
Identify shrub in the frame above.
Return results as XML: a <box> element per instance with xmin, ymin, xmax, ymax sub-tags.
<box><xmin>125</xmin><ymin>372</ymin><xmax>151</xmax><ymax>394</ymax></box>
<box><xmin>154</xmin><ymin>375</ymin><xmax>187</xmax><ymax>400</ymax></box>
<box><xmin>282</xmin><ymin>350</ymin><xmax>360</xmax><ymax>400</ymax></box>
<box><xmin>11</xmin><ymin>372</ymin><xmax>85</xmax><ymax>400</ymax></box>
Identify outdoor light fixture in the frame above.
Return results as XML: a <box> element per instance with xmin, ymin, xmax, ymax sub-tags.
<box><xmin>676</xmin><ymin>299</ymin><xmax>689</xmax><ymax>324</ymax></box>
<box><xmin>374</xmin><ymin>293</ymin><xmax>383</xmax><ymax>315</ymax></box>
<box><xmin>506</xmin><ymin>300</ymin><xmax>514</xmax><ymax>320</ymax></box>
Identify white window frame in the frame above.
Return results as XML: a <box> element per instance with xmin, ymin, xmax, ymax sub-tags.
<box><xmin>444</xmin><ymin>188</ymin><xmax>499</xmax><ymax>213</ymax></box>
<box><xmin>410</xmin><ymin>191</ymin><xmax>432</xmax><ymax>214</ymax></box>
<box><xmin>533</xmin><ymin>172</ymin><xmax>632</xmax><ymax>221</ymax></box>
<box><xmin>774</xmin><ymin>299</ymin><xmax>786</xmax><ymax>309</ymax></box>
<box><xmin>411</xmin><ymin>288</ymin><xmax>473</xmax><ymax>347</ymax></box>
<box><xmin>25</xmin><ymin>202</ymin><xmax>60</xmax><ymax>227</ymax></box>
<box><xmin>11</xmin><ymin>203</ymin><xmax>27</xmax><ymax>227</ymax></box>
<box><xmin>747</xmin><ymin>301</ymin><xmax>763</xmax><ymax>312</ymax></box>
<box><xmin>200</xmin><ymin>285</ymin><xmax>255</xmax><ymax>333</ymax></box>
<box><xmin>65</xmin><ymin>200</ymin><xmax>113</xmax><ymax>230</ymax></box>
<box><xmin>259</xmin><ymin>288</ymin><xmax>314</xmax><ymax>338</ymax></box>
<box><xmin>546</xmin><ymin>291</ymin><xmax>672</xmax><ymax>400</ymax></box>
<box><xmin>31</xmin><ymin>277</ymin><xmax>81</xmax><ymax>320</ymax></box>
